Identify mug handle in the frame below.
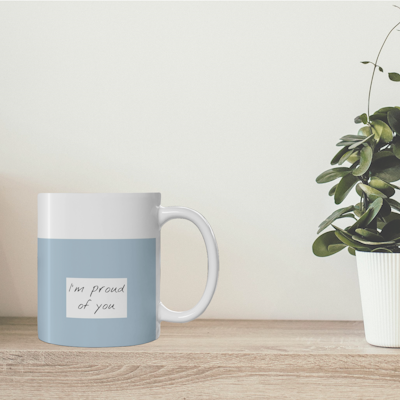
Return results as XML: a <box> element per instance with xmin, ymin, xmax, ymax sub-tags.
<box><xmin>158</xmin><ymin>206</ymin><xmax>219</xmax><ymax>323</ymax></box>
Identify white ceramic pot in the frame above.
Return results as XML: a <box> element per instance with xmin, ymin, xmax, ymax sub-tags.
<box><xmin>356</xmin><ymin>251</ymin><xmax>400</xmax><ymax>347</ymax></box>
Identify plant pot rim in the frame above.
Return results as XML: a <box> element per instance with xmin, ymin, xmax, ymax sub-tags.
<box><xmin>355</xmin><ymin>250</ymin><xmax>400</xmax><ymax>256</ymax></box>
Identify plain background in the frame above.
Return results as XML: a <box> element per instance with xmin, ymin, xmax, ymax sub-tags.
<box><xmin>1</xmin><ymin>1</ymin><xmax>400</xmax><ymax>319</ymax></box>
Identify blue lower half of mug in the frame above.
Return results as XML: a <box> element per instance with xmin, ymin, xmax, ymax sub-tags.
<box><xmin>38</xmin><ymin>238</ymin><xmax>157</xmax><ymax>347</ymax></box>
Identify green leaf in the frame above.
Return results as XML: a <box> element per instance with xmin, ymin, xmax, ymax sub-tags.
<box><xmin>356</xmin><ymin>183</ymin><xmax>363</xmax><ymax>197</ymax></box>
<box><xmin>349</xmin><ymin>198</ymin><xmax>383</xmax><ymax>232</ymax></box>
<box><xmin>334</xmin><ymin>174</ymin><xmax>359</xmax><ymax>204</ymax></box>
<box><xmin>379</xmin><ymin>186</ymin><xmax>395</xmax><ymax>198</ymax></box>
<box><xmin>317</xmin><ymin>205</ymin><xmax>355</xmax><ymax>234</ymax></box>
<box><xmin>355</xmin><ymin>228</ymin><xmax>386</xmax><ymax>242</ymax></box>
<box><xmin>328</xmin><ymin>183</ymin><xmax>338</xmax><ymax>196</ymax></box>
<box><xmin>358</xmin><ymin>183</ymin><xmax>387</xmax><ymax>201</ymax></box>
<box><xmin>331</xmin><ymin>224</ymin><xmax>350</xmax><ymax>235</ymax></box>
<box><xmin>370</xmin><ymin>176</ymin><xmax>394</xmax><ymax>190</ymax></box>
<box><xmin>378</xmin><ymin>199</ymin><xmax>392</xmax><ymax>217</ymax></box>
<box><xmin>312</xmin><ymin>231</ymin><xmax>345</xmax><ymax>257</ymax></box>
<box><xmin>381</xmin><ymin>219</ymin><xmax>400</xmax><ymax>240</ymax></box>
<box><xmin>352</xmin><ymin>235</ymin><xmax>394</xmax><ymax>246</ymax></box>
<box><xmin>347</xmin><ymin>151</ymin><xmax>360</xmax><ymax>165</ymax></box>
<box><xmin>348</xmin><ymin>247</ymin><xmax>356</xmax><ymax>255</ymax></box>
<box><xmin>334</xmin><ymin>231</ymin><xmax>371</xmax><ymax>251</ymax></box>
<box><xmin>316</xmin><ymin>167</ymin><xmax>351</xmax><ymax>184</ymax></box>
<box><xmin>370</xmin><ymin>113</ymin><xmax>389</xmax><ymax>124</ymax></box>
<box><xmin>369</xmin><ymin>176</ymin><xmax>396</xmax><ymax>197</ymax></box>
<box><xmin>372</xmin><ymin>177</ymin><xmax>400</xmax><ymax>190</ymax></box>
<box><xmin>338</xmin><ymin>150</ymin><xmax>355</xmax><ymax>165</ymax></box>
<box><xmin>352</xmin><ymin>145</ymin><xmax>373</xmax><ymax>176</ymax></box>
<box><xmin>375</xmin><ymin>107</ymin><xmax>397</xmax><ymax>113</ymax></box>
<box><xmin>385</xmin><ymin>212</ymin><xmax>400</xmax><ymax>222</ymax></box>
<box><xmin>371</xmin><ymin>247</ymin><xmax>393</xmax><ymax>253</ymax></box>
<box><xmin>377</xmin><ymin>212</ymin><xmax>400</xmax><ymax>230</ymax></box>
<box><xmin>371</xmin><ymin>155</ymin><xmax>400</xmax><ymax>182</ymax></box>
<box><xmin>389</xmin><ymin>72</ymin><xmax>400</xmax><ymax>82</ymax></box>
<box><xmin>331</xmin><ymin>147</ymin><xmax>350</xmax><ymax>165</ymax></box>
<box><xmin>372</xmin><ymin>150</ymin><xmax>393</xmax><ymax>162</ymax></box>
<box><xmin>354</xmin><ymin>209</ymin><xmax>362</xmax><ymax>218</ymax></box>
<box><xmin>337</xmin><ymin>141</ymin><xmax>357</xmax><ymax>147</ymax></box>
<box><xmin>371</xmin><ymin>120</ymin><xmax>393</xmax><ymax>144</ymax></box>
<box><xmin>340</xmin><ymin>135</ymin><xmax>361</xmax><ymax>142</ymax></box>
<box><xmin>354</xmin><ymin>114</ymin><xmax>368</xmax><ymax>124</ymax></box>
<box><xmin>393</xmin><ymin>142</ymin><xmax>400</xmax><ymax>159</ymax></box>
<box><xmin>358</xmin><ymin>126</ymin><xmax>372</xmax><ymax>137</ymax></box>
<box><xmin>328</xmin><ymin>244</ymin><xmax>347</xmax><ymax>254</ymax></box>
<box><xmin>388</xmin><ymin>198</ymin><xmax>400</xmax><ymax>212</ymax></box>
<box><xmin>348</xmin><ymin>134</ymin><xmax>374</xmax><ymax>150</ymax></box>
<box><xmin>361</xmin><ymin>61</ymin><xmax>383</xmax><ymax>71</ymax></box>
<box><xmin>366</xmin><ymin>198</ymin><xmax>384</xmax><ymax>224</ymax></box>
<box><xmin>348</xmin><ymin>209</ymin><xmax>372</xmax><ymax>232</ymax></box>
<box><xmin>350</xmin><ymin>159</ymin><xmax>360</xmax><ymax>171</ymax></box>
<box><xmin>340</xmin><ymin>135</ymin><xmax>365</xmax><ymax>142</ymax></box>
<box><xmin>388</xmin><ymin>108</ymin><xmax>400</xmax><ymax>134</ymax></box>
<box><xmin>337</xmin><ymin>213</ymin><xmax>356</xmax><ymax>221</ymax></box>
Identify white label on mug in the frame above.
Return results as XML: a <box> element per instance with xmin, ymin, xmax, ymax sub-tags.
<box><xmin>66</xmin><ymin>278</ymin><xmax>127</xmax><ymax>319</ymax></box>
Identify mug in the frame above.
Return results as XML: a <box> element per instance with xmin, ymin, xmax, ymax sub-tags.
<box><xmin>37</xmin><ymin>193</ymin><xmax>219</xmax><ymax>347</ymax></box>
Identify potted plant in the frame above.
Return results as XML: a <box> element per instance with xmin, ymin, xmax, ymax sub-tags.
<box><xmin>313</xmin><ymin>17</ymin><xmax>400</xmax><ymax>347</ymax></box>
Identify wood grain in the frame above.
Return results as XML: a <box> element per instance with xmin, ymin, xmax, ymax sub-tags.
<box><xmin>1</xmin><ymin>318</ymin><xmax>400</xmax><ymax>399</ymax></box>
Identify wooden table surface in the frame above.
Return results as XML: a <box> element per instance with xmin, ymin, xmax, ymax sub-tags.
<box><xmin>1</xmin><ymin>318</ymin><xmax>400</xmax><ymax>399</ymax></box>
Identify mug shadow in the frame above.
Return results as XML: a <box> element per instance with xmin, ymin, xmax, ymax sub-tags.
<box><xmin>0</xmin><ymin>174</ymin><xmax>42</xmax><ymax>317</ymax></box>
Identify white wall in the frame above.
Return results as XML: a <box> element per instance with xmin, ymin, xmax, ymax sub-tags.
<box><xmin>0</xmin><ymin>2</ymin><xmax>399</xmax><ymax>320</ymax></box>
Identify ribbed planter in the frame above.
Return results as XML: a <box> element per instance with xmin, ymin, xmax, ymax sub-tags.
<box><xmin>356</xmin><ymin>251</ymin><xmax>400</xmax><ymax>347</ymax></box>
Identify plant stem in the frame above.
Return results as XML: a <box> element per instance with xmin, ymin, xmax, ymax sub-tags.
<box><xmin>367</xmin><ymin>19</ymin><xmax>400</xmax><ymax>120</ymax></box>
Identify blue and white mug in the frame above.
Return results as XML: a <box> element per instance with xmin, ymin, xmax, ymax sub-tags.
<box><xmin>38</xmin><ymin>193</ymin><xmax>219</xmax><ymax>347</ymax></box>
